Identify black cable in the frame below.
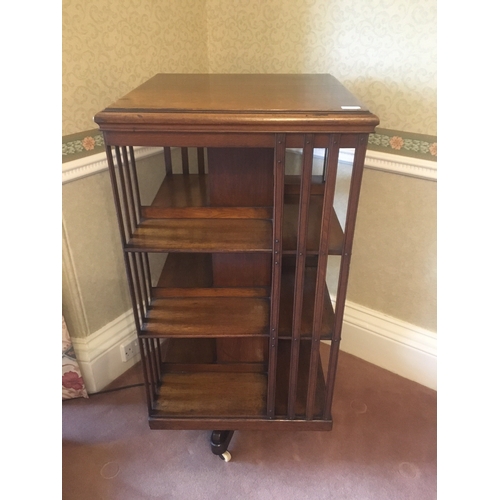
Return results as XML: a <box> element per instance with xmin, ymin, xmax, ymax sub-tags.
<box><xmin>89</xmin><ymin>383</ymin><xmax>145</xmax><ymax>396</ymax></box>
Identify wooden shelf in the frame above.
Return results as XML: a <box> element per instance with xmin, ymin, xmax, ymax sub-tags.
<box><xmin>151</xmin><ymin>174</ymin><xmax>209</xmax><ymax>208</ymax></box>
<box><xmin>149</xmin><ymin>338</ymin><xmax>326</xmax><ymax>419</ymax></box>
<box><xmin>133</xmin><ymin>173</ymin><xmax>343</xmax><ymax>255</ymax></box>
<box><xmin>149</xmin><ymin>253</ymin><xmax>333</xmax><ymax>340</ymax></box>
<box><xmin>148</xmin><ymin>174</ymin><xmax>324</xmax><ymax>209</ymax></box>
<box><xmin>152</xmin><ymin>371</ymin><xmax>267</xmax><ymax>418</ymax></box>
<box><xmin>141</xmin><ymin>296</ymin><xmax>270</xmax><ymax>338</ymax></box>
<box><xmin>125</xmin><ymin>218</ymin><xmax>273</xmax><ymax>253</ymax></box>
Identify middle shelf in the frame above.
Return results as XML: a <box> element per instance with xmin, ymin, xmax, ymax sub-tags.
<box><xmin>143</xmin><ymin>296</ymin><xmax>270</xmax><ymax>337</ymax></box>
<box><xmin>137</xmin><ymin>252</ymin><xmax>335</xmax><ymax>340</ymax></box>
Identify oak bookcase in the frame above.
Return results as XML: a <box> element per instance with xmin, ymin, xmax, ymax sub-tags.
<box><xmin>95</xmin><ymin>74</ymin><xmax>379</xmax><ymax>461</ymax></box>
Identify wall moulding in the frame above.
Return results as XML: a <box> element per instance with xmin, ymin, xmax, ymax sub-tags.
<box><xmin>62</xmin><ymin>146</ymin><xmax>437</xmax><ymax>184</ymax></box>
<box><xmin>62</xmin><ymin>146</ymin><xmax>164</xmax><ymax>184</ymax></box>
<box><xmin>62</xmin><ymin>127</ymin><xmax>437</xmax><ymax>183</ymax></box>
<box><xmin>330</xmin><ymin>297</ymin><xmax>437</xmax><ymax>390</ymax></box>
<box><xmin>71</xmin><ymin>310</ymin><xmax>140</xmax><ymax>394</ymax></box>
<box><xmin>340</xmin><ymin>148</ymin><xmax>437</xmax><ymax>181</ymax></box>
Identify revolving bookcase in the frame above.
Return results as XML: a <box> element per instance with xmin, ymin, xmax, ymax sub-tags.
<box><xmin>94</xmin><ymin>74</ymin><xmax>379</xmax><ymax>461</ymax></box>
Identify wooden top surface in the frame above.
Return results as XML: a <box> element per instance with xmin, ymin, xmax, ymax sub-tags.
<box><xmin>101</xmin><ymin>74</ymin><xmax>367</xmax><ymax>113</ymax></box>
<box><xmin>94</xmin><ymin>74</ymin><xmax>379</xmax><ymax>133</ymax></box>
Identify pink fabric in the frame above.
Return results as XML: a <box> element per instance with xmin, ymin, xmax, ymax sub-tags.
<box><xmin>62</xmin><ymin>316</ymin><xmax>88</xmax><ymax>400</ymax></box>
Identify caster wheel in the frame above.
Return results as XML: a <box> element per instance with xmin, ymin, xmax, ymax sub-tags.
<box><xmin>219</xmin><ymin>451</ymin><xmax>231</xmax><ymax>462</ymax></box>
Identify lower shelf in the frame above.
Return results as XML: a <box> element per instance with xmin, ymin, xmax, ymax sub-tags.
<box><xmin>152</xmin><ymin>371</ymin><xmax>268</xmax><ymax>418</ymax></box>
<box><xmin>145</xmin><ymin>337</ymin><xmax>329</xmax><ymax>425</ymax></box>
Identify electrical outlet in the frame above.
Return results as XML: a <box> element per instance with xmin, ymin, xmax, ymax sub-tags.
<box><xmin>120</xmin><ymin>339</ymin><xmax>139</xmax><ymax>362</ymax></box>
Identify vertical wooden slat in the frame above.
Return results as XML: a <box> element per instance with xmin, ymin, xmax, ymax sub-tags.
<box><xmin>119</xmin><ymin>147</ymin><xmax>137</xmax><ymax>233</ymax></box>
<box><xmin>164</xmin><ymin>147</ymin><xmax>173</xmax><ymax>175</ymax></box>
<box><xmin>142</xmin><ymin>253</ymin><xmax>152</xmax><ymax>306</ymax></box>
<box><xmin>148</xmin><ymin>338</ymin><xmax>160</xmax><ymax>387</ymax></box>
<box><xmin>155</xmin><ymin>338</ymin><xmax>162</xmax><ymax>374</ymax></box>
<box><xmin>323</xmin><ymin>134</ymin><xmax>369</xmax><ymax>419</ymax></box>
<box><xmin>127</xmin><ymin>252</ymin><xmax>145</xmax><ymax>324</ymax></box>
<box><xmin>181</xmin><ymin>147</ymin><xmax>189</xmax><ymax>175</ymax></box>
<box><xmin>121</xmin><ymin>147</ymin><xmax>140</xmax><ymax>227</ymax></box>
<box><xmin>287</xmin><ymin>134</ymin><xmax>314</xmax><ymax>418</ymax></box>
<box><xmin>114</xmin><ymin>147</ymin><xmax>133</xmax><ymax>240</ymax></box>
<box><xmin>123</xmin><ymin>252</ymin><xmax>151</xmax><ymax>409</ymax></box>
<box><xmin>197</xmin><ymin>147</ymin><xmax>205</xmax><ymax>175</ymax></box>
<box><xmin>306</xmin><ymin>134</ymin><xmax>340</xmax><ymax>419</ymax></box>
<box><xmin>267</xmin><ymin>133</ymin><xmax>286</xmax><ymax>418</ymax></box>
<box><xmin>128</xmin><ymin>146</ymin><xmax>143</xmax><ymax>224</ymax></box>
<box><xmin>139</xmin><ymin>338</ymin><xmax>154</xmax><ymax>410</ymax></box>
<box><xmin>322</xmin><ymin>147</ymin><xmax>328</xmax><ymax>182</ymax></box>
<box><xmin>105</xmin><ymin>146</ymin><xmax>128</xmax><ymax>246</ymax></box>
<box><xmin>137</xmin><ymin>252</ymin><xmax>150</xmax><ymax>318</ymax></box>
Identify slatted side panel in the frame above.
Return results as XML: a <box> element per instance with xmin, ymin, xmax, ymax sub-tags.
<box><xmin>323</xmin><ymin>134</ymin><xmax>369</xmax><ymax>419</ymax></box>
<box><xmin>277</xmin><ymin>133</ymin><xmax>342</xmax><ymax>421</ymax></box>
<box><xmin>106</xmin><ymin>147</ymin><xmax>149</xmax><ymax>323</ymax></box>
<box><xmin>105</xmin><ymin>145</ymin><xmax>158</xmax><ymax>411</ymax></box>
<box><xmin>305</xmin><ymin>134</ymin><xmax>340</xmax><ymax>419</ymax></box>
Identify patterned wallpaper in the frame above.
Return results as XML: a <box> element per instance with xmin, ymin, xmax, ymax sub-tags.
<box><xmin>62</xmin><ymin>0</ymin><xmax>208</xmax><ymax>136</ymax></box>
<box><xmin>63</xmin><ymin>0</ymin><xmax>436</xmax><ymax>137</ymax></box>
<box><xmin>205</xmin><ymin>0</ymin><xmax>436</xmax><ymax>136</ymax></box>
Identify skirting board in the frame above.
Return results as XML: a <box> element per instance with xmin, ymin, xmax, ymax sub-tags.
<box><xmin>334</xmin><ymin>298</ymin><xmax>437</xmax><ymax>390</ymax></box>
<box><xmin>71</xmin><ymin>310</ymin><xmax>140</xmax><ymax>394</ymax></box>
<box><xmin>71</xmin><ymin>300</ymin><xmax>436</xmax><ymax>394</ymax></box>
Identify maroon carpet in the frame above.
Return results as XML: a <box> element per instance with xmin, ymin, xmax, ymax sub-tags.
<box><xmin>62</xmin><ymin>350</ymin><xmax>436</xmax><ymax>499</ymax></box>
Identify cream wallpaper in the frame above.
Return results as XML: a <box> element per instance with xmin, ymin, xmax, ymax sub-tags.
<box><xmin>62</xmin><ymin>171</ymin><xmax>130</xmax><ymax>338</ymax></box>
<box><xmin>63</xmin><ymin>0</ymin><xmax>436</xmax><ymax>137</ymax></box>
<box><xmin>62</xmin><ymin>0</ymin><xmax>208</xmax><ymax>136</ymax></box>
<box><xmin>205</xmin><ymin>0</ymin><xmax>436</xmax><ymax>135</ymax></box>
<box><xmin>348</xmin><ymin>170</ymin><xmax>436</xmax><ymax>332</ymax></box>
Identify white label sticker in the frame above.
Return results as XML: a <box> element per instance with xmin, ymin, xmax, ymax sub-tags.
<box><xmin>341</xmin><ymin>105</ymin><xmax>361</xmax><ymax>110</ymax></box>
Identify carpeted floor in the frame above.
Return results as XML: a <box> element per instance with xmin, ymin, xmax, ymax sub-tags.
<box><xmin>62</xmin><ymin>350</ymin><xmax>436</xmax><ymax>500</ymax></box>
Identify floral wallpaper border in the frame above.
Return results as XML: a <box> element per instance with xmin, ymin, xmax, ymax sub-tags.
<box><xmin>368</xmin><ymin>128</ymin><xmax>437</xmax><ymax>161</ymax></box>
<box><xmin>62</xmin><ymin>129</ymin><xmax>106</xmax><ymax>162</ymax></box>
<box><xmin>62</xmin><ymin>128</ymin><xmax>437</xmax><ymax>163</ymax></box>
